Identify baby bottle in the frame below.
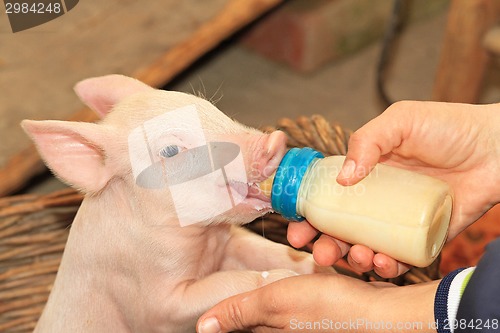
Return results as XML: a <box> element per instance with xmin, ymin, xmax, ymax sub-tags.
<box><xmin>259</xmin><ymin>147</ymin><xmax>453</xmax><ymax>267</ymax></box>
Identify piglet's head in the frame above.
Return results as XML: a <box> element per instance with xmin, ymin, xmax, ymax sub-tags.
<box><xmin>22</xmin><ymin>75</ymin><xmax>287</xmax><ymax>227</ymax></box>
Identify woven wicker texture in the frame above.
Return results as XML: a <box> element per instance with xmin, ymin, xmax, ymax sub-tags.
<box><xmin>0</xmin><ymin>115</ymin><xmax>439</xmax><ymax>332</ymax></box>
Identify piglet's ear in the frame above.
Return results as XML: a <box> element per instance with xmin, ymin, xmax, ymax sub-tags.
<box><xmin>22</xmin><ymin>119</ymin><xmax>115</xmax><ymax>194</ymax></box>
<box><xmin>74</xmin><ymin>74</ymin><xmax>153</xmax><ymax>118</ymax></box>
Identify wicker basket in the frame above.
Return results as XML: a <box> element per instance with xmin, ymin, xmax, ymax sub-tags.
<box><xmin>0</xmin><ymin>115</ymin><xmax>440</xmax><ymax>332</ymax></box>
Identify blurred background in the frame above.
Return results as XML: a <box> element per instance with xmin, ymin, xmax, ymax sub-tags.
<box><xmin>3</xmin><ymin>0</ymin><xmax>500</xmax><ymax>194</ymax></box>
<box><xmin>1</xmin><ymin>0</ymin><xmax>500</xmax><ymax>317</ymax></box>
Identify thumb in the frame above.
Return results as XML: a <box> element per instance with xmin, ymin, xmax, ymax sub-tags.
<box><xmin>337</xmin><ymin>102</ymin><xmax>412</xmax><ymax>186</ymax></box>
<box><xmin>197</xmin><ymin>290</ymin><xmax>271</xmax><ymax>333</ymax></box>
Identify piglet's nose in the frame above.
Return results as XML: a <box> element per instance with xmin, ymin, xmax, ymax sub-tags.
<box><xmin>262</xmin><ymin>130</ymin><xmax>287</xmax><ymax>178</ymax></box>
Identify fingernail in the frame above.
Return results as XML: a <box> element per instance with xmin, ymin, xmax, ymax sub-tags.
<box><xmin>338</xmin><ymin>159</ymin><xmax>356</xmax><ymax>180</ymax></box>
<box><xmin>198</xmin><ymin>317</ymin><xmax>221</xmax><ymax>333</ymax></box>
<box><xmin>373</xmin><ymin>259</ymin><xmax>383</xmax><ymax>269</ymax></box>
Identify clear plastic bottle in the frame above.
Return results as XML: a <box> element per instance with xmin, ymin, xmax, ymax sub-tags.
<box><xmin>260</xmin><ymin>147</ymin><xmax>453</xmax><ymax>267</ymax></box>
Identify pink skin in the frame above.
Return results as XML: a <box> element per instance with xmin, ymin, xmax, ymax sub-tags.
<box><xmin>23</xmin><ymin>75</ymin><xmax>334</xmax><ymax>333</ymax></box>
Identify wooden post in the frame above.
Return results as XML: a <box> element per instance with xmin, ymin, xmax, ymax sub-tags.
<box><xmin>432</xmin><ymin>0</ymin><xmax>500</xmax><ymax>103</ymax></box>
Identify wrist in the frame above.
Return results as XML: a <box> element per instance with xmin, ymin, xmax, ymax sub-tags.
<box><xmin>367</xmin><ymin>281</ymin><xmax>438</xmax><ymax>333</ymax></box>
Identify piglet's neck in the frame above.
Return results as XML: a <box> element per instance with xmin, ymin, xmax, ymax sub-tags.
<box><xmin>36</xmin><ymin>179</ymin><xmax>212</xmax><ymax>332</ymax></box>
<box><xmin>75</xmin><ymin>178</ymin><xmax>177</xmax><ymax>231</ymax></box>
<box><xmin>70</xmin><ymin>178</ymin><xmax>203</xmax><ymax>256</ymax></box>
<box><xmin>35</xmin><ymin>180</ymin><xmax>144</xmax><ymax>332</ymax></box>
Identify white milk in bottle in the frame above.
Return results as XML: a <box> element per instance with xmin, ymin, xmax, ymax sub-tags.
<box><xmin>259</xmin><ymin>147</ymin><xmax>453</xmax><ymax>267</ymax></box>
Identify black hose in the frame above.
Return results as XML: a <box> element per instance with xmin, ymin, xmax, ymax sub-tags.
<box><xmin>376</xmin><ymin>0</ymin><xmax>409</xmax><ymax>110</ymax></box>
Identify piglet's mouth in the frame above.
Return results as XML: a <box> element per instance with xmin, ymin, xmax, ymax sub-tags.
<box><xmin>228</xmin><ymin>180</ymin><xmax>270</xmax><ymax>202</ymax></box>
<box><xmin>227</xmin><ymin>180</ymin><xmax>272</xmax><ymax>212</ymax></box>
<box><xmin>246</xmin><ymin>183</ymin><xmax>271</xmax><ymax>202</ymax></box>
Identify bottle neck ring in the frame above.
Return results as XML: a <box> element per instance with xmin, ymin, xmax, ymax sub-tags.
<box><xmin>271</xmin><ymin>147</ymin><xmax>324</xmax><ymax>220</ymax></box>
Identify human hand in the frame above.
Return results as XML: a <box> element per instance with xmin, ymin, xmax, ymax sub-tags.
<box><xmin>197</xmin><ymin>273</ymin><xmax>438</xmax><ymax>333</ymax></box>
<box><xmin>288</xmin><ymin>101</ymin><xmax>500</xmax><ymax>278</ymax></box>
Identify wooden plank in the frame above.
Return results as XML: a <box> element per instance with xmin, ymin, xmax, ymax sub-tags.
<box><xmin>0</xmin><ymin>0</ymin><xmax>283</xmax><ymax>197</ymax></box>
<box><xmin>432</xmin><ymin>0</ymin><xmax>500</xmax><ymax>103</ymax></box>
<box><xmin>135</xmin><ymin>0</ymin><xmax>284</xmax><ymax>87</ymax></box>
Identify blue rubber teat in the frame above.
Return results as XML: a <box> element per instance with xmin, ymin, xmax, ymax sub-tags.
<box><xmin>271</xmin><ymin>147</ymin><xmax>324</xmax><ymax>221</ymax></box>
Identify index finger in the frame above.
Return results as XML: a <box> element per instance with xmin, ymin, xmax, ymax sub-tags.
<box><xmin>337</xmin><ymin>101</ymin><xmax>413</xmax><ymax>186</ymax></box>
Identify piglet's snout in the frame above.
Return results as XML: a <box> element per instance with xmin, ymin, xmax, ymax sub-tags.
<box><xmin>254</xmin><ymin>130</ymin><xmax>287</xmax><ymax>180</ymax></box>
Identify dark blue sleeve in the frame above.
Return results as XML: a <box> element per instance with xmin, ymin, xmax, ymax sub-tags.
<box><xmin>455</xmin><ymin>237</ymin><xmax>500</xmax><ymax>333</ymax></box>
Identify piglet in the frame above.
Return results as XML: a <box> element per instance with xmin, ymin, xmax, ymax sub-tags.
<box><xmin>22</xmin><ymin>75</ymin><xmax>334</xmax><ymax>333</ymax></box>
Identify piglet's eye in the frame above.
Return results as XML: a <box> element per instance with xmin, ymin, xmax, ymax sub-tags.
<box><xmin>159</xmin><ymin>145</ymin><xmax>180</xmax><ymax>158</ymax></box>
